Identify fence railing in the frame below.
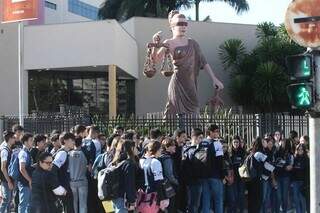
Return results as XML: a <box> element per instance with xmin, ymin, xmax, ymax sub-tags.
<box><xmin>92</xmin><ymin>112</ymin><xmax>309</xmax><ymax>146</ymax></box>
<box><xmin>0</xmin><ymin>113</ymin><xmax>91</xmax><ymax>138</ymax></box>
<box><xmin>0</xmin><ymin>112</ymin><xmax>308</xmax><ymax>146</ymax></box>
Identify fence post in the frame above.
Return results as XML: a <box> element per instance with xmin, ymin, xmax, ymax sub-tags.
<box><xmin>0</xmin><ymin>116</ymin><xmax>4</xmax><ymax>142</ymax></box>
<box><xmin>255</xmin><ymin>114</ymin><xmax>261</xmax><ymax>137</ymax></box>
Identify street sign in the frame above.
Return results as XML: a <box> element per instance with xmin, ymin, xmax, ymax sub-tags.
<box><xmin>1</xmin><ymin>0</ymin><xmax>38</xmax><ymax>23</ymax></box>
<box><xmin>285</xmin><ymin>0</ymin><xmax>320</xmax><ymax>48</ymax></box>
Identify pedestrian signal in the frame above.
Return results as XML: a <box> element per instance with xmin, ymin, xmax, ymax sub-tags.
<box><xmin>287</xmin><ymin>83</ymin><xmax>313</xmax><ymax>108</ymax></box>
<box><xmin>286</xmin><ymin>54</ymin><xmax>313</xmax><ymax>80</ymax></box>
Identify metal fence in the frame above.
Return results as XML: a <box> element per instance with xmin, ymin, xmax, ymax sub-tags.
<box><xmin>1</xmin><ymin>112</ymin><xmax>308</xmax><ymax>146</ymax></box>
<box><xmin>0</xmin><ymin>113</ymin><xmax>91</xmax><ymax>137</ymax></box>
<box><xmin>92</xmin><ymin>112</ymin><xmax>309</xmax><ymax>146</ymax></box>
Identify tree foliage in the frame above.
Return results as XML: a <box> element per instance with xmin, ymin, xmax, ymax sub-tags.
<box><xmin>219</xmin><ymin>22</ymin><xmax>305</xmax><ymax>112</ymax></box>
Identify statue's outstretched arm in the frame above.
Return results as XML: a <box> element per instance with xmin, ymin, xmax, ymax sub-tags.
<box><xmin>203</xmin><ymin>64</ymin><xmax>224</xmax><ymax>91</ymax></box>
<box><xmin>150</xmin><ymin>31</ymin><xmax>168</xmax><ymax>64</ymax></box>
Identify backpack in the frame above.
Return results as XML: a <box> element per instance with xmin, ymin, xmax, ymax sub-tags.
<box><xmin>8</xmin><ymin>148</ymin><xmax>22</xmax><ymax>181</ymax></box>
<box><xmin>82</xmin><ymin>138</ymin><xmax>97</xmax><ymax>164</ymax></box>
<box><xmin>191</xmin><ymin>139</ymin><xmax>216</xmax><ymax>178</ymax></box>
<box><xmin>97</xmin><ymin>161</ymin><xmax>125</xmax><ymax>201</ymax></box>
<box><xmin>92</xmin><ymin>152</ymin><xmax>107</xmax><ymax>179</ymax></box>
<box><xmin>238</xmin><ymin>153</ymin><xmax>258</xmax><ymax>181</ymax></box>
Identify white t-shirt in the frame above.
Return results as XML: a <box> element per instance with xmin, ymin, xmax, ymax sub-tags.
<box><xmin>0</xmin><ymin>143</ymin><xmax>9</xmax><ymax>163</ymax></box>
<box><xmin>53</xmin><ymin>150</ymin><xmax>67</xmax><ymax>168</ymax></box>
<box><xmin>18</xmin><ymin>148</ymin><xmax>28</xmax><ymax>163</ymax></box>
<box><xmin>93</xmin><ymin>139</ymin><xmax>102</xmax><ymax>158</ymax></box>
<box><xmin>140</xmin><ymin>157</ymin><xmax>164</xmax><ymax>182</ymax></box>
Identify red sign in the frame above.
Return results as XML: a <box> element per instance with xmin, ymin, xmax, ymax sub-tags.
<box><xmin>1</xmin><ymin>0</ymin><xmax>38</xmax><ymax>23</ymax></box>
<box><xmin>285</xmin><ymin>0</ymin><xmax>320</xmax><ymax>48</ymax></box>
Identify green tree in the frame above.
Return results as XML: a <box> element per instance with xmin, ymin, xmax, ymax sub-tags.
<box><xmin>193</xmin><ymin>0</ymin><xmax>249</xmax><ymax>21</ymax></box>
<box><xmin>219</xmin><ymin>22</ymin><xmax>304</xmax><ymax>112</ymax></box>
<box><xmin>98</xmin><ymin>0</ymin><xmax>192</xmax><ymax>21</ymax></box>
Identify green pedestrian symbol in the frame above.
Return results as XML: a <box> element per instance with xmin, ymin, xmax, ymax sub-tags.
<box><xmin>297</xmin><ymin>87</ymin><xmax>310</xmax><ymax>106</ymax></box>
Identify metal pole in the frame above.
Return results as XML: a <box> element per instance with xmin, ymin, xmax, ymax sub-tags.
<box><xmin>310</xmin><ymin>51</ymin><xmax>320</xmax><ymax>213</ymax></box>
<box><xmin>309</xmin><ymin>116</ymin><xmax>320</xmax><ymax>212</ymax></box>
<box><xmin>18</xmin><ymin>21</ymin><xmax>24</xmax><ymax>126</ymax></box>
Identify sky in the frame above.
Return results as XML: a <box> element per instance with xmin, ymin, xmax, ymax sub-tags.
<box><xmin>181</xmin><ymin>0</ymin><xmax>293</xmax><ymax>26</ymax></box>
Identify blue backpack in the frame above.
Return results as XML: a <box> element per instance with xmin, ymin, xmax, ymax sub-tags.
<box><xmin>92</xmin><ymin>152</ymin><xmax>107</xmax><ymax>179</ymax></box>
<box><xmin>8</xmin><ymin>149</ymin><xmax>21</xmax><ymax>181</ymax></box>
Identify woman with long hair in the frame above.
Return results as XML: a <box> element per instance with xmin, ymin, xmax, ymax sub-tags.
<box><xmin>111</xmin><ymin>140</ymin><xmax>137</xmax><ymax>213</ymax></box>
<box><xmin>139</xmin><ymin>141</ymin><xmax>169</xmax><ymax>212</ymax></box>
<box><xmin>247</xmin><ymin>137</ymin><xmax>274</xmax><ymax>213</ymax></box>
<box><xmin>292</xmin><ymin>144</ymin><xmax>309</xmax><ymax>213</ymax></box>
<box><xmin>274</xmin><ymin>139</ymin><xmax>294</xmax><ymax>213</ymax></box>
<box><xmin>230</xmin><ymin>136</ymin><xmax>246</xmax><ymax>213</ymax></box>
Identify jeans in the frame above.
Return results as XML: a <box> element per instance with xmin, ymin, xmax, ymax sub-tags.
<box><xmin>225</xmin><ymin>184</ymin><xmax>236</xmax><ymax>213</ymax></box>
<box><xmin>201</xmin><ymin>178</ymin><xmax>224</xmax><ymax>213</ymax></box>
<box><xmin>276</xmin><ymin>177</ymin><xmax>290</xmax><ymax>212</ymax></box>
<box><xmin>292</xmin><ymin>181</ymin><xmax>306</xmax><ymax>213</ymax></box>
<box><xmin>112</xmin><ymin>198</ymin><xmax>128</xmax><ymax>213</ymax></box>
<box><xmin>271</xmin><ymin>186</ymin><xmax>279</xmax><ymax>213</ymax></box>
<box><xmin>187</xmin><ymin>182</ymin><xmax>203</xmax><ymax>213</ymax></box>
<box><xmin>18</xmin><ymin>182</ymin><xmax>31</xmax><ymax>213</ymax></box>
<box><xmin>70</xmin><ymin>182</ymin><xmax>88</xmax><ymax>213</ymax></box>
<box><xmin>262</xmin><ymin>179</ymin><xmax>272</xmax><ymax>213</ymax></box>
<box><xmin>247</xmin><ymin>178</ymin><xmax>262</xmax><ymax>213</ymax></box>
<box><xmin>233</xmin><ymin>179</ymin><xmax>245</xmax><ymax>213</ymax></box>
<box><xmin>0</xmin><ymin>181</ymin><xmax>13</xmax><ymax>213</ymax></box>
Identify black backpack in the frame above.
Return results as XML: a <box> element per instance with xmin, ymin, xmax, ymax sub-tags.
<box><xmin>191</xmin><ymin>139</ymin><xmax>216</xmax><ymax>178</ymax></box>
<box><xmin>97</xmin><ymin>161</ymin><xmax>125</xmax><ymax>201</ymax></box>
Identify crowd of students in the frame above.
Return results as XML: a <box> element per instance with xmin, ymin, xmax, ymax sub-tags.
<box><xmin>0</xmin><ymin>123</ymin><xmax>310</xmax><ymax>213</ymax></box>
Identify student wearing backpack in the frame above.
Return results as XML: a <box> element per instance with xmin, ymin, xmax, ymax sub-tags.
<box><xmin>182</xmin><ymin>128</ymin><xmax>203</xmax><ymax>213</ymax></box>
<box><xmin>82</xmin><ymin>126</ymin><xmax>104</xmax><ymax>213</ymax></box>
<box><xmin>159</xmin><ymin>137</ymin><xmax>178</xmax><ymax>213</ymax></box>
<box><xmin>261</xmin><ymin>137</ymin><xmax>277</xmax><ymax>213</ymax></box>
<box><xmin>139</xmin><ymin>141</ymin><xmax>169</xmax><ymax>212</ymax></box>
<box><xmin>200</xmin><ymin>124</ymin><xmax>224</xmax><ymax>213</ymax></box>
<box><xmin>52</xmin><ymin>132</ymin><xmax>75</xmax><ymax>213</ymax></box>
<box><xmin>69</xmin><ymin>136</ymin><xmax>88</xmax><ymax>213</ymax></box>
<box><xmin>246</xmin><ymin>137</ymin><xmax>275</xmax><ymax>213</ymax></box>
<box><xmin>17</xmin><ymin>133</ymin><xmax>34</xmax><ymax>213</ymax></box>
<box><xmin>0</xmin><ymin>131</ymin><xmax>15</xmax><ymax>213</ymax></box>
<box><xmin>110</xmin><ymin>139</ymin><xmax>137</xmax><ymax>213</ymax></box>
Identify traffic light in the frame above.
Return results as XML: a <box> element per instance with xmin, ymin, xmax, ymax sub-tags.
<box><xmin>287</xmin><ymin>83</ymin><xmax>313</xmax><ymax>108</ymax></box>
<box><xmin>286</xmin><ymin>54</ymin><xmax>314</xmax><ymax>109</ymax></box>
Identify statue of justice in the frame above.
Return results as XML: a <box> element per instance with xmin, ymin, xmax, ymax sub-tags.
<box><xmin>143</xmin><ymin>10</ymin><xmax>224</xmax><ymax>116</ymax></box>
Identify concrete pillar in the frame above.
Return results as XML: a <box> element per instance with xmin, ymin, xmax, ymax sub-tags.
<box><xmin>108</xmin><ymin>65</ymin><xmax>117</xmax><ymax>118</ymax></box>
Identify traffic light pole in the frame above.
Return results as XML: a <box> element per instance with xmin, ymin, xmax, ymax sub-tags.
<box><xmin>310</xmin><ymin>51</ymin><xmax>320</xmax><ymax>213</ymax></box>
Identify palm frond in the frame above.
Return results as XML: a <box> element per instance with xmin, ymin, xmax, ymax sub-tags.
<box><xmin>218</xmin><ymin>39</ymin><xmax>246</xmax><ymax>71</ymax></box>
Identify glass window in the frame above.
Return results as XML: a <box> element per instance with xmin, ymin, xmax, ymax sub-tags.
<box><xmin>28</xmin><ymin>70</ymin><xmax>135</xmax><ymax>115</ymax></box>
<box><xmin>45</xmin><ymin>1</ymin><xmax>57</xmax><ymax>10</ymax></box>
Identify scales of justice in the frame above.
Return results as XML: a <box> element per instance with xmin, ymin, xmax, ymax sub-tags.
<box><xmin>143</xmin><ymin>10</ymin><xmax>224</xmax><ymax>121</ymax></box>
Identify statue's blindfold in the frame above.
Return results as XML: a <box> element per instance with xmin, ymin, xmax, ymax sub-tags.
<box><xmin>173</xmin><ymin>22</ymin><xmax>188</xmax><ymax>27</ymax></box>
